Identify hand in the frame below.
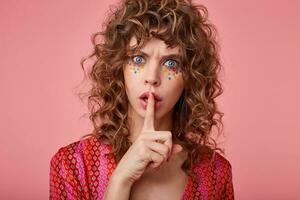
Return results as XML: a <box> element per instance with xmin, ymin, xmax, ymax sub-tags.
<box><xmin>111</xmin><ymin>91</ymin><xmax>183</xmax><ymax>185</ymax></box>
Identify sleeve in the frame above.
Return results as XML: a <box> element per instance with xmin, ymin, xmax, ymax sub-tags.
<box><xmin>49</xmin><ymin>147</ymin><xmax>82</xmax><ymax>199</ymax></box>
<box><xmin>221</xmin><ymin>162</ymin><xmax>235</xmax><ymax>200</ymax></box>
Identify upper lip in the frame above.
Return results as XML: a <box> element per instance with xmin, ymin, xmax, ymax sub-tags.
<box><xmin>139</xmin><ymin>92</ymin><xmax>162</xmax><ymax>101</ymax></box>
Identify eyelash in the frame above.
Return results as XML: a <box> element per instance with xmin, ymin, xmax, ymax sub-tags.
<box><xmin>130</xmin><ymin>55</ymin><xmax>180</xmax><ymax>68</ymax></box>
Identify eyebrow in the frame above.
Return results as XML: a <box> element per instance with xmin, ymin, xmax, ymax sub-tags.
<box><xmin>128</xmin><ymin>49</ymin><xmax>182</xmax><ymax>62</ymax></box>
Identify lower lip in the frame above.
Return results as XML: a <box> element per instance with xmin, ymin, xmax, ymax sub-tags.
<box><xmin>139</xmin><ymin>98</ymin><xmax>162</xmax><ymax>110</ymax></box>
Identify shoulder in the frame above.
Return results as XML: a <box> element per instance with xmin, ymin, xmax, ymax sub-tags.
<box><xmin>49</xmin><ymin>135</ymin><xmax>116</xmax><ymax>198</ymax></box>
<box><xmin>50</xmin><ymin>135</ymin><xmax>112</xmax><ymax>170</ymax></box>
<box><xmin>188</xmin><ymin>147</ymin><xmax>235</xmax><ymax>198</ymax></box>
<box><xmin>193</xmin><ymin>146</ymin><xmax>233</xmax><ymax>181</ymax></box>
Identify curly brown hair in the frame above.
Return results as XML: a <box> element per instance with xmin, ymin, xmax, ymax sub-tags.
<box><xmin>77</xmin><ymin>0</ymin><xmax>225</xmax><ymax>182</ymax></box>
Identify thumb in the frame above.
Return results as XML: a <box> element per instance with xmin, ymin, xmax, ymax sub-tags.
<box><xmin>170</xmin><ymin>144</ymin><xmax>183</xmax><ymax>156</ymax></box>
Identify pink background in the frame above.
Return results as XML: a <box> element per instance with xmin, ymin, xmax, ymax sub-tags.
<box><xmin>1</xmin><ymin>0</ymin><xmax>299</xmax><ymax>199</ymax></box>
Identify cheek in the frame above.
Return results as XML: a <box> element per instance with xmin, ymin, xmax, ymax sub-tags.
<box><xmin>161</xmin><ymin>65</ymin><xmax>183</xmax><ymax>81</ymax></box>
<box><xmin>162</xmin><ymin>74</ymin><xmax>185</xmax><ymax>99</ymax></box>
<box><xmin>128</xmin><ymin>61</ymin><xmax>145</xmax><ymax>75</ymax></box>
<box><xmin>124</xmin><ymin>63</ymin><xmax>141</xmax><ymax>80</ymax></box>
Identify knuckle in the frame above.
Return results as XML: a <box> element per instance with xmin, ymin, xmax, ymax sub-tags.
<box><xmin>167</xmin><ymin>132</ymin><xmax>172</xmax><ymax>139</ymax></box>
<box><xmin>159</xmin><ymin>154</ymin><xmax>164</xmax><ymax>162</ymax></box>
<box><xmin>162</xmin><ymin>144</ymin><xmax>169</xmax><ymax>154</ymax></box>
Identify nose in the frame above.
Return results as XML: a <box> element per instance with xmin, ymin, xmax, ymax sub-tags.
<box><xmin>144</xmin><ymin>64</ymin><xmax>161</xmax><ymax>87</ymax></box>
<box><xmin>145</xmin><ymin>78</ymin><xmax>160</xmax><ymax>86</ymax></box>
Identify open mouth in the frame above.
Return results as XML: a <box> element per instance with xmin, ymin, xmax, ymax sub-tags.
<box><xmin>141</xmin><ymin>97</ymin><xmax>149</xmax><ymax>103</ymax></box>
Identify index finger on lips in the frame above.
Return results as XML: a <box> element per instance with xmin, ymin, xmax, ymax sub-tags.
<box><xmin>142</xmin><ymin>92</ymin><xmax>155</xmax><ymax>131</ymax></box>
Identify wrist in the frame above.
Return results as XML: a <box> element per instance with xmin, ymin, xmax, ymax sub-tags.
<box><xmin>104</xmin><ymin>173</ymin><xmax>133</xmax><ymax>200</ymax></box>
<box><xmin>110</xmin><ymin>171</ymin><xmax>134</xmax><ymax>188</ymax></box>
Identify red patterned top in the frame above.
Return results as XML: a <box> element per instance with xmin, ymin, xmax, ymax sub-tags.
<box><xmin>49</xmin><ymin>136</ymin><xmax>234</xmax><ymax>199</ymax></box>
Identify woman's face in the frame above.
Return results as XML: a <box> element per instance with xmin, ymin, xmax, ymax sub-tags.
<box><xmin>123</xmin><ymin>36</ymin><xmax>185</xmax><ymax>120</ymax></box>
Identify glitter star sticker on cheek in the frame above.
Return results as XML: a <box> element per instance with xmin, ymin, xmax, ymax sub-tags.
<box><xmin>127</xmin><ymin>56</ymin><xmax>146</xmax><ymax>75</ymax></box>
<box><xmin>161</xmin><ymin>63</ymin><xmax>183</xmax><ymax>80</ymax></box>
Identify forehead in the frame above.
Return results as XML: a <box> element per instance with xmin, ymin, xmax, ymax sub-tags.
<box><xmin>127</xmin><ymin>36</ymin><xmax>181</xmax><ymax>55</ymax></box>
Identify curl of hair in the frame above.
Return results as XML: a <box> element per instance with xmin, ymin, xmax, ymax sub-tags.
<box><xmin>77</xmin><ymin>0</ymin><xmax>226</xmax><ymax>182</ymax></box>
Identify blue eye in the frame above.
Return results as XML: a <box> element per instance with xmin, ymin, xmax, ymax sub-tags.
<box><xmin>132</xmin><ymin>55</ymin><xmax>145</xmax><ymax>65</ymax></box>
<box><xmin>164</xmin><ymin>59</ymin><xmax>178</xmax><ymax>68</ymax></box>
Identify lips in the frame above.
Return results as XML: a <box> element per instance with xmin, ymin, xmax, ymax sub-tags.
<box><xmin>139</xmin><ymin>92</ymin><xmax>162</xmax><ymax>102</ymax></box>
<box><xmin>139</xmin><ymin>92</ymin><xmax>162</xmax><ymax>110</ymax></box>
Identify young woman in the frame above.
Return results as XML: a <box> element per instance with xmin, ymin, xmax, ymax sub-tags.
<box><xmin>50</xmin><ymin>0</ymin><xmax>234</xmax><ymax>199</ymax></box>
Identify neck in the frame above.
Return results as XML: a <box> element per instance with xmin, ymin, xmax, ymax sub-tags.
<box><xmin>127</xmin><ymin>107</ymin><xmax>173</xmax><ymax>143</ymax></box>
